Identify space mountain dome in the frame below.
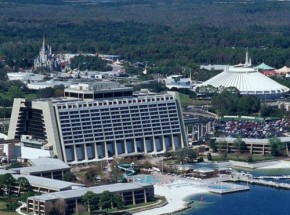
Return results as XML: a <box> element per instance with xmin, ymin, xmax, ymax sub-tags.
<box><xmin>196</xmin><ymin>51</ymin><xmax>289</xmax><ymax>99</ymax></box>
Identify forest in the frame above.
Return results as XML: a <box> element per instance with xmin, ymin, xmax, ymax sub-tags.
<box><xmin>0</xmin><ymin>0</ymin><xmax>290</xmax><ymax>72</ymax></box>
<box><xmin>0</xmin><ymin>1</ymin><xmax>290</xmax><ymax>119</ymax></box>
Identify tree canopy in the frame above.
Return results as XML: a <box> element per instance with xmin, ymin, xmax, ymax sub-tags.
<box><xmin>211</xmin><ymin>88</ymin><xmax>260</xmax><ymax>116</ymax></box>
<box><xmin>70</xmin><ymin>55</ymin><xmax>112</xmax><ymax>71</ymax></box>
<box><xmin>268</xmin><ymin>137</ymin><xmax>285</xmax><ymax>156</ymax></box>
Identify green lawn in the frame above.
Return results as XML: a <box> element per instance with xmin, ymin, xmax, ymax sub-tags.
<box><xmin>178</xmin><ymin>93</ymin><xmax>194</xmax><ymax>108</ymax></box>
<box><xmin>0</xmin><ymin>201</ymin><xmax>18</xmax><ymax>215</ymax></box>
<box><xmin>214</xmin><ymin>153</ymin><xmax>276</xmax><ymax>162</ymax></box>
<box><xmin>178</xmin><ymin>93</ymin><xmax>212</xmax><ymax>108</ymax></box>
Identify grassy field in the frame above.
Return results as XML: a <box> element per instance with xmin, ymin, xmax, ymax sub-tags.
<box><xmin>178</xmin><ymin>93</ymin><xmax>212</xmax><ymax>108</ymax></box>
<box><xmin>212</xmin><ymin>153</ymin><xmax>276</xmax><ymax>163</ymax></box>
<box><xmin>0</xmin><ymin>201</ymin><xmax>18</xmax><ymax>215</ymax></box>
<box><xmin>178</xmin><ymin>93</ymin><xmax>194</xmax><ymax>108</ymax></box>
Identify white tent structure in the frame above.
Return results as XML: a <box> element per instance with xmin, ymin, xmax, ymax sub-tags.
<box><xmin>275</xmin><ymin>66</ymin><xmax>290</xmax><ymax>75</ymax></box>
<box><xmin>196</xmin><ymin>51</ymin><xmax>289</xmax><ymax>99</ymax></box>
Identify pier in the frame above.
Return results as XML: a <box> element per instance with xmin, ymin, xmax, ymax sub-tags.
<box><xmin>253</xmin><ymin>175</ymin><xmax>290</xmax><ymax>180</ymax></box>
<box><xmin>232</xmin><ymin>175</ymin><xmax>290</xmax><ymax>190</ymax></box>
<box><xmin>208</xmin><ymin>182</ymin><xmax>250</xmax><ymax>194</ymax></box>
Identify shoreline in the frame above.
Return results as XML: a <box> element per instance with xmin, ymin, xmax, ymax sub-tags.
<box><xmin>134</xmin><ymin>161</ymin><xmax>290</xmax><ymax>214</ymax></box>
<box><xmin>258</xmin><ymin>160</ymin><xmax>290</xmax><ymax>169</ymax></box>
<box><xmin>134</xmin><ymin>179</ymin><xmax>208</xmax><ymax>215</ymax></box>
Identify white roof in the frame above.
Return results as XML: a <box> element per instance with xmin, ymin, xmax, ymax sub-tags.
<box><xmin>198</xmin><ymin>66</ymin><xmax>289</xmax><ymax>94</ymax></box>
<box><xmin>27</xmin><ymin>80</ymin><xmax>72</xmax><ymax>90</ymax></box>
<box><xmin>200</xmin><ymin>64</ymin><xmax>227</xmax><ymax>71</ymax></box>
<box><xmin>13</xmin><ymin>174</ymin><xmax>84</xmax><ymax>191</ymax></box>
<box><xmin>12</xmin><ymin>158</ymin><xmax>70</xmax><ymax>174</ymax></box>
<box><xmin>30</xmin><ymin>157</ymin><xmax>69</xmax><ymax>168</ymax></box>
<box><xmin>0</xmin><ymin>170</ymin><xmax>83</xmax><ymax>191</ymax></box>
<box><xmin>7</xmin><ymin>72</ymin><xmax>45</xmax><ymax>81</ymax></box>
<box><xmin>29</xmin><ymin>182</ymin><xmax>152</xmax><ymax>201</ymax></box>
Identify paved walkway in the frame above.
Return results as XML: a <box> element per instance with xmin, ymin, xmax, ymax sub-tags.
<box><xmin>16</xmin><ymin>202</ymin><xmax>27</xmax><ymax>215</ymax></box>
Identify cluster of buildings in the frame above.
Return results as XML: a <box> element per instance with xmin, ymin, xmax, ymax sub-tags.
<box><xmin>0</xmin><ymin>157</ymin><xmax>153</xmax><ymax>215</ymax></box>
<box><xmin>0</xmin><ymin>79</ymin><xmax>185</xmax><ymax>214</ymax></box>
<box><xmin>2</xmin><ymin>42</ymin><xmax>290</xmax><ymax>214</ymax></box>
<box><xmin>7</xmin><ymin>38</ymin><xmax>127</xmax><ymax>90</ymax></box>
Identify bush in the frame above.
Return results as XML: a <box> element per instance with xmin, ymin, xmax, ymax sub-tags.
<box><xmin>207</xmin><ymin>153</ymin><xmax>212</xmax><ymax>161</ymax></box>
<box><xmin>6</xmin><ymin>201</ymin><xmax>20</xmax><ymax>211</ymax></box>
<box><xmin>197</xmin><ymin>157</ymin><xmax>204</xmax><ymax>162</ymax></box>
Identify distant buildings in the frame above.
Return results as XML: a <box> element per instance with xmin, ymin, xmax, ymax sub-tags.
<box><xmin>163</xmin><ymin>75</ymin><xmax>193</xmax><ymax>90</ymax></box>
<box><xmin>7</xmin><ymin>72</ymin><xmax>45</xmax><ymax>82</ymax></box>
<box><xmin>34</xmin><ymin>37</ymin><xmax>61</xmax><ymax>71</ymax></box>
<box><xmin>8</xmin><ymin>82</ymin><xmax>187</xmax><ymax>164</ymax></box>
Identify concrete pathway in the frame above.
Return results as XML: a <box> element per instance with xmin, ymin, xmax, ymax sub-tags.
<box><xmin>16</xmin><ymin>201</ymin><xmax>27</xmax><ymax>215</ymax></box>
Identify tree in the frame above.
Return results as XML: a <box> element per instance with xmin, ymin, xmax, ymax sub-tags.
<box><xmin>70</xmin><ymin>55</ymin><xmax>112</xmax><ymax>71</ymax></box>
<box><xmin>100</xmin><ymin>190</ymin><xmax>113</xmax><ymax>212</ymax></box>
<box><xmin>142</xmin><ymin>161</ymin><xmax>153</xmax><ymax>169</ymax></box>
<box><xmin>217</xmin><ymin>141</ymin><xmax>228</xmax><ymax>153</ymax></box>
<box><xmin>187</xmin><ymin>149</ymin><xmax>197</xmax><ymax>163</ymax></box>
<box><xmin>209</xmin><ymin>138</ymin><xmax>218</xmax><ymax>153</ymax></box>
<box><xmin>268</xmin><ymin>137</ymin><xmax>284</xmax><ymax>156</ymax></box>
<box><xmin>0</xmin><ymin>173</ymin><xmax>16</xmax><ymax>196</ymax></box>
<box><xmin>207</xmin><ymin>153</ymin><xmax>212</xmax><ymax>161</ymax></box>
<box><xmin>62</xmin><ymin>172</ymin><xmax>77</xmax><ymax>182</ymax></box>
<box><xmin>112</xmin><ymin>193</ymin><xmax>124</xmax><ymax>210</ymax></box>
<box><xmin>37</xmin><ymin>87</ymin><xmax>55</xmax><ymax>98</ymax></box>
<box><xmin>19</xmin><ymin>191</ymin><xmax>34</xmax><ymax>202</ymax></box>
<box><xmin>233</xmin><ymin>137</ymin><xmax>247</xmax><ymax>153</ymax></box>
<box><xmin>7</xmin><ymin>161</ymin><xmax>24</xmax><ymax>169</ymax></box>
<box><xmin>6</xmin><ymin>85</ymin><xmax>24</xmax><ymax>100</ymax></box>
<box><xmin>238</xmin><ymin>95</ymin><xmax>260</xmax><ymax>115</ymax></box>
<box><xmin>175</xmin><ymin>148</ymin><xmax>188</xmax><ymax>164</ymax></box>
<box><xmin>81</xmin><ymin>191</ymin><xmax>100</xmax><ymax>212</ymax></box>
<box><xmin>163</xmin><ymin>150</ymin><xmax>173</xmax><ymax>158</ymax></box>
<box><xmin>17</xmin><ymin>177</ymin><xmax>31</xmax><ymax>194</ymax></box>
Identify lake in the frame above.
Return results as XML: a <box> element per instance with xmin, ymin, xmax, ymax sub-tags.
<box><xmin>178</xmin><ymin>167</ymin><xmax>290</xmax><ymax>215</ymax></box>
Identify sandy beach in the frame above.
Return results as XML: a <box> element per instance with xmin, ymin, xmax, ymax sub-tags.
<box><xmin>258</xmin><ymin>160</ymin><xmax>290</xmax><ymax>169</ymax></box>
<box><xmin>134</xmin><ymin>179</ymin><xmax>208</xmax><ymax>215</ymax></box>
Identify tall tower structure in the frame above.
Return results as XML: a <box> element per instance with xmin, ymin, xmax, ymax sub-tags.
<box><xmin>8</xmin><ymin>83</ymin><xmax>188</xmax><ymax>164</ymax></box>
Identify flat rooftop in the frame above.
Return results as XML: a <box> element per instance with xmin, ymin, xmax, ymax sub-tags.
<box><xmin>11</xmin><ymin>157</ymin><xmax>70</xmax><ymax>174</ymax></box>
<box><xmin>29</xmin><ymin>182</ymin><xmax>152</xmax><ymax>201</ymax></box>
<box><xmin>13</xmin><ymin>174</ymin><xmax>84</xmax><ymax>191</ymax></box>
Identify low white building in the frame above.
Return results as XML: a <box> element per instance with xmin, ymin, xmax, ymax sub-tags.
<box><xmin>163</xmin><ymin>75</ymin><xmax>193</xmax><ymax>89</ymax></box>
<box><xmin>7</xmin><ymin>72</ymin><xmax>45</xmax><ymax>82</ymax></box>
<box><xmin>27</xmin><ymin>79</ymin><xmax>72</xmax><ymax>90</ymax></box>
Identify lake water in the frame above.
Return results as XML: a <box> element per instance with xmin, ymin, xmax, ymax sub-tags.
<box><xmin>178</xmin><ymin>168</ymin><xmax>290</xmax><ymax>215</ymax></box>
<box><xmin>179</xmin><ymin>184</ymin><xmax>290</xmax><ymax>215</ymax></box>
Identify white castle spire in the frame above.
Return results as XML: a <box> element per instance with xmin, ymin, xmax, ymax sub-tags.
<box><xmin>245</xmin><ymin>48</ymin><xmax>249</xmax><ymax>66</ymax></box>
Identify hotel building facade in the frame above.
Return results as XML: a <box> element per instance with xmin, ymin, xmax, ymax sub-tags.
<box><xmin>8</xmin><ymin>83</ymin><xmax>187</xmax><ymax>164</ymax></box>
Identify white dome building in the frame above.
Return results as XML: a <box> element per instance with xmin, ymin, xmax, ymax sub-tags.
<box><xmin>196</xmin><ymin>52</ymin><xmax>289</xmax><ymax>99</ymax></box>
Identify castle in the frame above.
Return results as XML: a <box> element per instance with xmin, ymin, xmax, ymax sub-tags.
<box><xmin>34</xmin><ymin>37</ymin><xmax>61</xmax><ymax>71</ymax></box>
